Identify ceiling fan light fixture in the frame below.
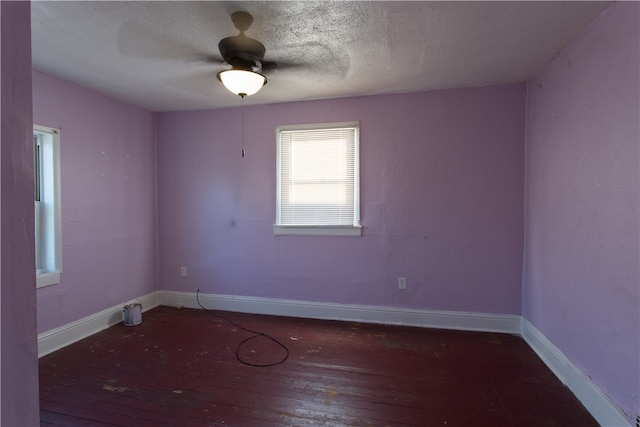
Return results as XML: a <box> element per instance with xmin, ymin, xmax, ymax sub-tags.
<box><xmin>217</xmin><ymin>69</ymin><xmax>267</xmax><ymax>97</ymax></box>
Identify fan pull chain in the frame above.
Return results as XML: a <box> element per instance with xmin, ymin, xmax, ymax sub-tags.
<box><xmin>241</xmin><ymin>96</ymin><xmax>246</xmax><ymax>158</ymax></box>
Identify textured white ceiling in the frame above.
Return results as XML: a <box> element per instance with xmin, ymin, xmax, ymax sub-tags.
<box><xmin>31</xmin><ymin>1</ymin><xmax>610</xmax><ymax>112</ymax></box>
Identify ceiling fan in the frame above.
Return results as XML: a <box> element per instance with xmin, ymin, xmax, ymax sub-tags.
<box><xmin>116</xmin><ymin>7</ymin><xmax>349</xmax><ymax>102</ymax></box>
<box><xmin>215</xmin><ymin>11</ymin><xmax>280</xmax><ymax>97</ymax></box>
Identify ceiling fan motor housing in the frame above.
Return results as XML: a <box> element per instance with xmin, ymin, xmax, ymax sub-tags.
<box><xmin>218</xmin><ymin>35</ymin><xmax>266</xmax><ymax>70</ymax></box>
<box><xmin>218</xmin><ymin>11</ymin><xmax>269</xmax><ymax>71</ymax></box>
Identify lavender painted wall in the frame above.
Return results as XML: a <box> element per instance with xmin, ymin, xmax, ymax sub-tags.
<box><xmin>524</xmin><ymin>2</ymin><xmax>639</xmax><ymax>420</ymax></box>
<box><xmin>32</xmin><ymin>71</ymin><xmax>158</xmax><ymax>333</ymax></box>
<box><xmin>156</xmin><ymin>85</ymin><xmax>525</xmax><ymax>314</ymax></box>
<box><xmin>0</xmin><ymin>1</ymin><xmax>40</xmax><ymax>424</ymax></box>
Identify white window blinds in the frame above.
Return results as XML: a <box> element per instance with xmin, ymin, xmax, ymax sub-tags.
<box><xmin>277</xmin><ymin>122</ymin><xmax>360</xmax><ymax>231</ymax></box>
<box><xmin>34</xmin><ymin>125</ymin><xmax>63</xmax><ymax>287</ymax></box>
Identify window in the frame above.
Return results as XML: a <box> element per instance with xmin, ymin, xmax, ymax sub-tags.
<box><xmin>34</xmin><ymin>125</ymin><xmax>62</xmax><ymax>287</ymax></box>
<box><xmin>275</xmin><ymin>121</ymin><xmax>361</xmax><ymax>236</ymax></box>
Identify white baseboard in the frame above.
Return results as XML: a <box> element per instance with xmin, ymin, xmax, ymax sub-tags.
<box><xmin>521</xmin><ymin>318</ymin><xmax>631</xmax><ymax>427</ymax></box>
<box><xmin>37</xmin><ymin>291</ymin><xmax>160</xmax><ymax>358</ymax></box>
<box><xmin>159</xmin><ymin>290</ymin><xmax>522</xmax><ymax>334</ymax></box>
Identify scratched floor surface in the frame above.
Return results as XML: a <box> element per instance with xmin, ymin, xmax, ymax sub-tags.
<box><xmin>39</xmin><ymin>306</ymin><xmax>597</xmax><ymax>426</ymax></box>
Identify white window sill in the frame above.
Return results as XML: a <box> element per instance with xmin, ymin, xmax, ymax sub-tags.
<box><xmin>37</xmin><ymin>271</ymin><xmax>60</xmax><ymax>288</ymax></box>
<box><xmin>274</xmin><ymin>225</ymin><xmax>362</xmax><ymax>237</ymax></box>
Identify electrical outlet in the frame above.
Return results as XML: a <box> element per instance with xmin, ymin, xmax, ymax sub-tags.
<box><xmin>180</xmin><ymin>266</ymin><xmax>188</xmax><ymax>277</ymax></box>
<box><xmin>398</xmin><ymin>277</ymin><xmax>407</xmax><ymax>290</ymax></box>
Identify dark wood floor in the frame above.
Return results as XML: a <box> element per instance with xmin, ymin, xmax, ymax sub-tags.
<box><xmin>40</xmin><ymin>306</ymin><xmax>597</xmax><ymax>426</ymax></box>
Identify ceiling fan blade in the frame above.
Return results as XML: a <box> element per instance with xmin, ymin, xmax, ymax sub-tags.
<box><xmin>166</xmin><ymin>69</ymin><xmax>221</xmax><ymax>98</ymax></box>
<box><xmin>260</xmin><ymin>60</ymin><xmax>306</xmax><ymax>75</ymax></box>
<box><xmin>196</xmin><ymin>55</ymin><xmax>227</xmax><ymax>66</ymax></box>
<box><xmin>260</xmin><ymin>60</ymin><xmax>278</xmax><ymax>74</ymax></box>
<box><xmin>116</xmin><ymin>20</ymin><xmax>217</xmax><ymax>64</ymax></box>
<box><xmin>266</xmin><ymin>41</ymin><xmax>351</xmax><ymax>81</ymax></box>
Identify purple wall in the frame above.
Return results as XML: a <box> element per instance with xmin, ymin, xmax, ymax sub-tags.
<box><xmin>156</xmin><ymin>85</ymin><xmax>525</xmax><ymax>314</ymax></box>
<box><xmin>0</xmin><ymin>1</ymin><xmax>40</xmax><ymax>424</ymax></box>
<box><xmin>32</xmin><ymin>71</ymin><xmax>158</xmax><ymax>333</ymax></box>
<box><xmin>523</xmin><ymin>1</ymin><xmax>639</xmax><ymax>420</ymax></box>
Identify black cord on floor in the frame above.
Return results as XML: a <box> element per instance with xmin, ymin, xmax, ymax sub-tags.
<box><xmin>196</xmin><ymin>289</ymin><xmax>289</xmax><ymax>367</ymax></box>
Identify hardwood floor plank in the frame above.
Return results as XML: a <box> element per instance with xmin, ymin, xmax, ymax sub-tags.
<box><xmin>40</xmin><ymin>306</ymin><xmax>598</xmax><ymax>426</ymax></box>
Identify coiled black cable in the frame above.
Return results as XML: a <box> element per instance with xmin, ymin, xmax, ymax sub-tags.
<box><xmin>196</xmin><ymin>289</ymin><xmax>289</xmax><ymax>367</ymax></box>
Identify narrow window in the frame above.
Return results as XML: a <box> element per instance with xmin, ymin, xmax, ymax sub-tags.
<box><xmin>34</xmin><ymin>125</ymin><xmax>62</xmax><ymax>287</ymax></box>
<box><xmin>275</xmin><ymin>122</ymin><xmax>361</xmax><ymax>236</ymax></box>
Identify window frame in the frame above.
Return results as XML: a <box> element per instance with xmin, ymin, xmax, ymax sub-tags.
<box><xmin>34</xmin><ymin>124</ymin><xmax>62</xmax><ymax>288</ymax></box>
<box><xmin>274</xmin><ymin>121</ymin><xmax>361</xmax><ymax>237</ymax></box>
